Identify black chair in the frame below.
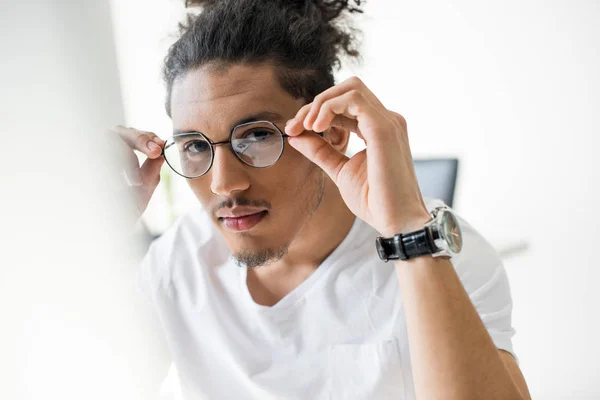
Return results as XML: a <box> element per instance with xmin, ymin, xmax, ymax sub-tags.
<box><xmin>413</xmin><ymin>158</ymin><xmax>459</xmax><ymax>207</ymax></box>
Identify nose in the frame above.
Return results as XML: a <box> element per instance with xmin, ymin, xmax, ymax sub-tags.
<box><xmin>209</xmin><ymin>144</ymin><xmax>251</xmax><ymax>196</ymax></box>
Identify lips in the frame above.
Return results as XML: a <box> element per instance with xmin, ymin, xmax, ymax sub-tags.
<box><xmin>220</xmin><ymin>210</ymin><xmax>267</xmax><ymax>232</ymax></box>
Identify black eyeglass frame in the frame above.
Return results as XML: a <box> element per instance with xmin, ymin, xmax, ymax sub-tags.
<box><xmin>161</xmin><ymin>120</ymin><xmax>323</xmax><ymax>179</ymax></box>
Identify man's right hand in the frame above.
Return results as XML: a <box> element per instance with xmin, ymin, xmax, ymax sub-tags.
<box><xmin>110</xmin><ymin>125</ymin><xmax>165</xmax><ymax>218</ymax></box>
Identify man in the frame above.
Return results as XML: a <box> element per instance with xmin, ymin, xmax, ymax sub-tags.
<box><xmin>115</xmin><ymin>1</ymin><xmax>531</xmax><ymax>398</ymax></box>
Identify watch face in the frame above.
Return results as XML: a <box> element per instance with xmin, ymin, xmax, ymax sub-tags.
<box><xmin>440</xmin><ymin>211</ymin><xmax>462</xmax><ymax>254</ymax></box>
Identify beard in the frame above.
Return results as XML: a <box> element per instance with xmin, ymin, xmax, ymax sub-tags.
<box><xmin>232</xmin><ymin>172</ymin><xmax>325</xmax><ymax>269</ymax></box>
<box><xmin>232</xmin><ymin>245</ymin><xmax>289</xmax><ymax>269</ymax></box>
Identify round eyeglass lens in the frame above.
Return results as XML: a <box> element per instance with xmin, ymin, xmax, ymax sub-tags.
<box><xmin>163</xmin><ymin>133</ymin><xmax>213</xmax><ymax>178</ymax></box>
<box><xmin>231</xmin><ymin>121</ymin><xmax>284</xmax><ymax>168</ymax></box>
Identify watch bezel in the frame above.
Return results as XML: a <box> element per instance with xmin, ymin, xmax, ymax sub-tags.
<box><xmin>425</xmin><ymin>206</ymin><xmax>463</xmax><ymax>258</ymax></box>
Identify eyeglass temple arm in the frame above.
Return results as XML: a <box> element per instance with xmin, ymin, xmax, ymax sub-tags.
<box><xmin>282</xmin><ymin>132</ymin><xmax>324</xmax><ymax>139</ymax></box>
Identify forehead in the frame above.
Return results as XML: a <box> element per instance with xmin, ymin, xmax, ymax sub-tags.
<box><xmin>170</xmin><ymin>63</ymin><xmax>303</xmax><ymax>138</ymax></box>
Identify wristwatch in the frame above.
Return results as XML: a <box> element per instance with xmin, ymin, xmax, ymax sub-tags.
<box><xmin>375</xmin><ymin>206</ymin><xmax>463</xmax><ymax>262</ymax></box>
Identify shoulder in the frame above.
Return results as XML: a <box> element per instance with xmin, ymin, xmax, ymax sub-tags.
<box><xmin>442</xmin><ymin>204</ymin><xmax>507</xmax><ymax>297</ymax></box>
<box><xmin>423</xmin><ymin>198</ymin><xmax>506</xmax><ymax>291</ymax></box>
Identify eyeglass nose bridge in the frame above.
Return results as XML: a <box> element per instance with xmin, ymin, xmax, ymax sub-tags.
<box><xmin>208</xmin><ymin>138</ymin><xmax>256</xmax><ymax>175</ymax></box>
<box><xmin>210</xmin><ymin>139</ymin><xmax>240</xmax><ymax>161</ymax></box>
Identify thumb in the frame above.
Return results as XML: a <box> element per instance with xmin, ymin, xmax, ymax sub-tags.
<box><xmin>288</xmin><ymin>133</ymin><xmax>348</xmax><ymax>184</ymax></box>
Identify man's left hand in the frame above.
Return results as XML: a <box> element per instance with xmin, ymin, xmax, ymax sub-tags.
<box><xmin>285</xmin><ymin>76</ymin><xmax>430</xmax><ymax>237</ymax></box>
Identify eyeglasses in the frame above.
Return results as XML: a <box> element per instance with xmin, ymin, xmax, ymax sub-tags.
<box><xmin>161</xmin><ymin>120</ymin><xmax>322</xmax><ymax>179</ymax></box>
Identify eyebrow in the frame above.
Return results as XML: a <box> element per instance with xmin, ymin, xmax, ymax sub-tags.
<box><xmin>173</xmin><ymin>110</ymin><xmax>287</xmax><ymax>136</ymax></box>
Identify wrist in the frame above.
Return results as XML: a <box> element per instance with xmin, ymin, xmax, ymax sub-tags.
<box><xmin>379</xmin><ymin>211</ymin><xmax>431</xmax><ymax>238</ymax></box>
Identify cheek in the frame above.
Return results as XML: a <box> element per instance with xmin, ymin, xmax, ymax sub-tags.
<box><xmin>269</xmin><ymin>155</ymin><xmax>322</xmax><ymax>209</ymax></box>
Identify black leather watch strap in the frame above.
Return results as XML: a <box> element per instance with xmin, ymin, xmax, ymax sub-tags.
<box><xmin>376</xmin><ymin>228</ymin><xmax>437</xmax><ymax>262</ymax></box>
<box><xmin>401</xmin><ymin>229</ymin><xmax>437</xmax><ymax>259</ymax></box>
<box><xmin>376</xmin><ymin>234</ymin><xmax>408</xmax><ymax>261</ymax></box>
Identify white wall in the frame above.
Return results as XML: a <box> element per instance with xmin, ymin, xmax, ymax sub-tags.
<box><xmin>109</xmin><ymin>0</ymin><xmax>600</xmax><ymax>398</ymax></box>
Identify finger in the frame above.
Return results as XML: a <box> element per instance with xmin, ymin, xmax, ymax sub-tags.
<box><xmin>389</xmin><ymin>110</ymin><xmax>408</xmax><ymax>131</ymax></box>
<box><xmin>108</xmin><ymin>131</ymin><xmax>144</xmax><ymax>186</ymax></box>
<box><xmin>285</xmin><ymin>102</ymin><xmax>313</xmax><ymax>136</ymax></box>
<box><xmin>123</xmin><ymin>148</ymin><xmax>143</xmax><ymax>186</ymax></box>
<box><xmin>329</xmin><ymin>114</ymin><xmax>360</xmax><ymax>135</ymax></box>
<box><xmin>313</xmin><ymin>102</ymin><xmax>362</xmax><ymax>136</ymax></box>
<box><xmin>133</xmin><ymin>157</ymin><xmax>164</xmax><ymax>213</ymax></box>
<box><xmin>112</xmin><ymin>125</ymin><xmax>164</xmax><ymax>159</ymax></box>
<box><xmin>304</xmin><ymin>76</ymin><xmax>384</xmax><ymax>130</ymax></box>
<box><xmin>288</xmin><ymin>132</ymin><xmax>349</xmax><ymax>184</ymax></box>
<box><xmin>139</xmin><ymin>156</ymin><xmax>164</xmax><ymax>188</ymax></box>
<box><xmin>311</xmin><ymin>90</ymin><xmax>386</xmax><ymax>143</ymax></box>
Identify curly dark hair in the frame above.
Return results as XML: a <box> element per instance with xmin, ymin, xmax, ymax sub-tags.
<box><xmin>162</xmin><ymin>0</ymin><xmax>364</xmax><ymax>117</ymax></box>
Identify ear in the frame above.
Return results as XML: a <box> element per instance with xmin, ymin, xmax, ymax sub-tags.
<box><xmin>324</xmin><ymin>126</ymin><xmax>351</xmax><ymax>155</ymax></box>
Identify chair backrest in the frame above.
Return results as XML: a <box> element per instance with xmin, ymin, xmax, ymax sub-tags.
<box><xmin>413</xmin><ymin>158</ymin><xmax>459</xmax><ymax>207</ymax></box>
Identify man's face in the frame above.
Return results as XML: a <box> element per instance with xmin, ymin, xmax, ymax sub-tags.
<box><xmin>170</xmin><ymin>63</ymin><xmax>325</xmax><ymax>268</ymax></box>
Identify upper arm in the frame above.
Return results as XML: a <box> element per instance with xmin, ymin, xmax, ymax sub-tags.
<box><xmin>451</xmin><ymin>213</ymin><xmax>517</xmax><ymax>357</ymax></box>
<box><xmin>451</xmin><ymin>210</ymin><xmax>530</xmax><ymax>396</ymax></box>
<box><xmin>499</xmin><ymin>350</ymin><xmax>531</xmax><ymax>400</ymax></box>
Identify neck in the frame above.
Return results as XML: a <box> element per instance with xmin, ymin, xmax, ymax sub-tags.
<box><xmin>246</xmin><ymin>179</ymin><xmax>356</xmax><ymax>305</ymax></box>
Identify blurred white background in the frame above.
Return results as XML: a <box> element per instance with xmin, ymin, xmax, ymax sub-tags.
<box><xmin>1</xmin><ymin>1</ymin><xmax>168</xmax><ymax>399</ymax></box>
<box><xmin>1</xmin><ymin>0</ymin><xmax>598</xmax><ymax>399</ymax></box>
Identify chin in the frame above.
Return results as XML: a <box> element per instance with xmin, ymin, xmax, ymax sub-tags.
<box><xmin>230</xmin><ymin>244</ymin><xmax>289</xmax><ymax>269</ymax></box>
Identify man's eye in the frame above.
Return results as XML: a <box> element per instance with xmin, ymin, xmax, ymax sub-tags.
<box><xmin>242</xmin><ymin>129</ymin><xmax>275</xmax><ymax>142</ymax></box>
<box><xmin>184</xmin><ymin>140</ymin><xmax>210</xmax><ymax>153</ymax></box>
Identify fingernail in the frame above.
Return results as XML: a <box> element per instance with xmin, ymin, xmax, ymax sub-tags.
<box><xmin>147</xmin><ymin>141</ymin><xmax>160</xmax><ymax>151</ymax></box>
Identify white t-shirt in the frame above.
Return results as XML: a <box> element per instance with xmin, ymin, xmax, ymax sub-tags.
<box><xmin>138</xmin><ymin>198</ymin><xmax>516</xmax><ymax>400</ymax></box>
